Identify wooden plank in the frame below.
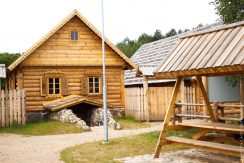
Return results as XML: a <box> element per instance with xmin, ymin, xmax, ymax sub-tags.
<box><xmin>240</xmin><ymin>75</ymin><xmax>244</xmax><ymax>119</ymax></box>
<box><xmin>0</xmin><ymin>88</ymin><xmax>1</xmax><ymax>127</ymax></box>
<box><xmin>21</xmin><ymin>90</ymin><xmax>26</xmax><ymax>125</ymax></box>
<box><xmin>196</xmin><ymin>75</ymin><xmax>216</xmax><ymax>122</ymax></box>
<box><xmin>154</xmin><ymin>76</ymin><xmax>183</xmax><ymax>158</ymax></box>
<box><xmin>5</xmin><ymin>89</ymin><xmax>9</xmax><ymax>127</ymax></box>
<box><xmin>165</xmin><ymin>136</ymin><xmax>240</xmax><ymax>157</ymax></box>
<box><xmin>192</xmin><ymin>130</ymin><xmax>209</xmax><ymax>140</ymax></box>
<box><xmin>177</xmin><ymin>121</ymin><xmax>241</xmax><ymax>133</ymax></box>
<box><xmin>9</xmin><ymin>90</ymin><xmax>13</xmax><ymax>125</ymax></box>
<box><xmin>143</xmin><ymin>76</ymin><xmax>149</xmax><ymax>122</ymax></box>
<box><xmin>1</xmin><ymin>90</ymin><xmax>5</xmax><ymax>127</ymax></box>
<box><xmin>17</xmin><ymin>89</ymin><xmax>21</xmax><ymax>125</ymax></box>
<box><xmin>13</xmin><ymin>89</ymin><xmax>17</xmax><ymax>124</ymax></box>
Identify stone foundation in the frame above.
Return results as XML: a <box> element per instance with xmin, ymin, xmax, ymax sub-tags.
<box><xmin>26</xmin><ymin>111</ymin><xmax>49</xmax><ymax>123</ymax></box>
<box><xmin>109</xmin><ymin>108</ymin><xmax>125</xmax><ymax>117</ymax></box>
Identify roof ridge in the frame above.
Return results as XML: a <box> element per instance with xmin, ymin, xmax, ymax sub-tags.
<box><xmin>181</xmin><ymin>20</ymin><xmax>243</xmax><ymax>39</ymax></box>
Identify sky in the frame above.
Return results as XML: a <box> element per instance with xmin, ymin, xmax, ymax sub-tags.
<box><xmin>0</xmin><ymin>0</ymin><xmax>219</xmax><ymax>53</ymax></box>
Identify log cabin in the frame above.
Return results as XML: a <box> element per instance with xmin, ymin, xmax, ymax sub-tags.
<box><xmin>7</xmin><ymin>10</ymin><xmax>137</xmax><ymax>121</ymax></box>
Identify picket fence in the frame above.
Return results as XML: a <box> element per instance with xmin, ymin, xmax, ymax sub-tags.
<box><xmin>0</xmin><ymin>89</ymin><xmax>26</xmax><ymax>127</ymax></box>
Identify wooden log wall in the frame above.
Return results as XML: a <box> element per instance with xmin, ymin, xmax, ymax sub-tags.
<box><xmin>21</xmin><ymin>16</ymin><xmax>126</xmax><ymax>67</ymax></box>
<box><xmin>21</xmin><ymin>66</ymin><xmax>124</xmax><ymax>111</ymax></box>
<box><xmin>0</xmin><ymin>89</ymin><xmax>26</xmax><ymax>127</ymax></box>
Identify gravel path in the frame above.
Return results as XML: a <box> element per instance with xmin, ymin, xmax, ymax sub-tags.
<box><xmin>0</xmin><ymin>124</ymin><xmax>162</xmax><ymax>163</ymax></box>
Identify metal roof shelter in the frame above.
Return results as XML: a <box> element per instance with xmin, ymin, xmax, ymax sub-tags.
<box><xmin>153</xmin><ymin>21</ymin><xmax>244</xmax><ymax>160</ymax></box>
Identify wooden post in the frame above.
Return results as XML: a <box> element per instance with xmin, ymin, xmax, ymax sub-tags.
<box><xmin>13</xmin><ymin>89</ymin><xmax>17</xmax><ymax>124</ymax></box>
<box><xmin>213</xmin><ymin>102</ymin><xmax>219</xmax><ymax>121</ymax></box>
<box><xmin>196</xmin><ymin>76</ymin><xmax>216</xmax><ymax>122</ymax></box>
<box><xmin>143</xmin><ymin>76</ymin><xmax>149</xmax><ymax>122</ymax></box>
<box><xmin>9</xmin><ymin>90</ymin><xmax>13</xmax><ymax>125</ymax></box>
<box><xmin>240</xmin><ymin>75</ymin><xmax>244</xmax><ymax>120</ymax></box>
<box><xmin>154</xmin><ymin>76</ymin><xmax>183</xmax><ymax>158</ymax></box>
<box><xmin>21</xmin><ymin>89</ymin><xmax>26</xmax><ymax>125</ymax></box>
<box><xmin>180</xmin><ymin>80</ymin><xmax>186</xmax><ymax>115</ymax></box>
<box><xmin>1</xmin><ymin>91</ymin><xmax>5</xmax><ymax>127</ymax></box>
<box><xmin>5</xmin><ymin>88</ymin><xmax>9</xmax><ymax>127</ymax></box>
<box><xmin>0</xmin><ymin>88</ymin><xmax>1</xmax><ymax>127</ymax></box>
<box><xmin>202</xmin><ymin>76</ymin><xmax>208</xmax><ymax>121</ymax></box>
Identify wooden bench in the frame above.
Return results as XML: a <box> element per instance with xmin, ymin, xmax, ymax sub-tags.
<box><xmin>165</xmin><ymin>136</ymin><xmax>241</xmax><ymax>157</ymax></box>
<box><xmin>176</xmin><ymin>121</ymin><xmax>241</xmax><ymax>134</ymax></box>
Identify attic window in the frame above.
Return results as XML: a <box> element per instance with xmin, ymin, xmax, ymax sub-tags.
<box><xmin>71</xmin><ymin>31</ymin><xmax>78</xmax><ymax>40</ymax></box>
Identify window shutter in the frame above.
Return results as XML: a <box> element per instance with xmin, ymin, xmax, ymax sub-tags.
<box><xmin>81</xmin><ymin>76</ymin><xmax>88</xmax><ymax>95</ymax></box>
<box><xmin>40</xmin><ymin>77</ymin><xmax>47</xmax><ymax>96</ymax></box>
<box><xmin>61</xmin><ymin>77</ymin><xmax>68</xmax><ymax>96</ymax></box>
<box><xmin>100</xmin><ymin>77</ymin><xmax>103</xmax><ymax>95</ymax></box>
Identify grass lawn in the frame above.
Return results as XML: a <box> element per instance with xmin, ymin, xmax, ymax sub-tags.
<box><xmin>0</xmin><ymin>121</ymin><xmax>82</xmax><ymax>136</ymax></box>
<box><xmin>61</xmin><ymin>129</ymin><xmax>197</xmax><ymax>163</ymax></box>
<box><xmin>115</xmin><ymin>116</ymin><xmax>151</xmax><ymax>129</ymax></box>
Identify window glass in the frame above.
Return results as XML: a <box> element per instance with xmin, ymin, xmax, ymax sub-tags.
<box><xmin>48</xmin><ymin>77</ymin><xmax>60</xmax><ymax>95</ymax></box>
<box><xmin>71</xmin><ymin>31</ymin><xmax>78</xmax><ymax>40</ymax></box>
<box><xmin>88</xmin><ymin>77</ymin><xmax>100</xmax><ymax>94</ymax></box>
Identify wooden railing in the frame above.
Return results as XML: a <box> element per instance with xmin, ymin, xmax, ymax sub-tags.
<box><xmin>173</xmin><ymin>102</ymin><xmax>243</xmax><ymax>123</ymax></box>
<box><xmin>0</xmin><ymin>89</ymin><xmax>26</xmax><ymax>127</ymax></box>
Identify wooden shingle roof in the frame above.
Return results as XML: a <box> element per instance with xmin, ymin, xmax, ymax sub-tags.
<box><xmin>154</xmin><ymin>21</ymin><xmax>244</xmax><ymax>78</ymax></box>
<box><xmin>8</xmin><ymin>9</ymin><xmax>137</xmax><ymax>71</ymax></box>
<box><xmin>124</xmin><ymin>22</ymin><xmax>222</xmax><ymax>85</ymax></box>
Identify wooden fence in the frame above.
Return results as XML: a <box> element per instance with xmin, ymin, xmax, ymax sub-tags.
<box><xmin>125</xmin><ymin>83</ymin><xmax>202</xmax><ymax>121</ymax></box>
<box><xmin>0</xmin><ymin>89</ymin><xmax>26</xmax><ymax>127</ymax></box>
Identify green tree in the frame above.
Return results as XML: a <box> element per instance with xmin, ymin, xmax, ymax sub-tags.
<box><xmin>210</xmin><ymin>0</ymin><xmax>244</xmax><ymax>23</ymax></box>
<box><xmin>211</xmin><ymin>0</ymin><xmax>244</xmax><ymax>86</ymax></box>
<box><xmin>165</xmin><ymin>29</ymin><xmax>177</xmax><ymax>37</ymax></box>
<box><xmin>0</xmin><ymin>53</ymin><xmax>20</xmax><ymax>67</ymax></box>
<box><xmin>0</xmin><ymin>52</ymin><xmax>20</xmax><ymax>88</ymax></box>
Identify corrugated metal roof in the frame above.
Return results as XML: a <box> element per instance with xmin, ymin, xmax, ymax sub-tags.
<box><xmin>0</xmin><ymin>64</ymin><xmax>6</xmax><ymax>78</ymax></box>
<box><xmin>155</xmin><ymin>21</ymin><xmax>244</xmax><ymax>78</ymax></box>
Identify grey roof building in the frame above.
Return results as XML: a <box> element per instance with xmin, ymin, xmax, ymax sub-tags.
<box><xmin>124</xmin><ymin>22</ymin><xmax>222</xmax><ymax>86</ymax></box>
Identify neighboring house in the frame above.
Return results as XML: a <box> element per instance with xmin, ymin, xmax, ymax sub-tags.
<box><xmin>7</xmin><ymin>10</ymin><xmax>136</xmax><ymax>121</ymax></box>
<box><xmin>124</xmin><ymin>22</ymin><xmax>226</xmax><ymax>121</ymax></box>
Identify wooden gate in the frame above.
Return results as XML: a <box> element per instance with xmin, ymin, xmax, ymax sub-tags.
<box><xmin>125</xmin><ymin>82</ymin><xmax>202</xmax><ymax>121</ymax></box>
<box><xmin>0</xmin><ymin>89</ymin><xmax>26</xmax><ymax>127</ymax></box>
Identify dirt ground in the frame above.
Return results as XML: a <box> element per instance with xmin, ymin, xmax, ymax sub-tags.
<box><xmin>0</xmin><ymin>124</ymin><xmax>161</xmax><ymax>163</ymax></box>
<box><xmin>0</xmin><ymin>123</ymin><xmax>241</xmax><ymax>163</ymax></box>
<box><xmin>118</xmin><ymin>149</ymin><xmax>240</xmax><ymax>163</ymax></box>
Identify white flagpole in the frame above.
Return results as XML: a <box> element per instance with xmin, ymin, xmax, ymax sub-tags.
<box><xmin>101</xmin><ymin>0</ymin><xmax>109</xmax><ymax>143</ymax></box>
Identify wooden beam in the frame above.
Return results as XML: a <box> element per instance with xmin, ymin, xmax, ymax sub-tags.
<box><xmin>163</xmin><ymin>76</ymin><xmax>183</xmax><ymax>124</ymax></box>
<box><xmin>192</xmin><ymin>129</ymin><xmax>209</xmax><ymax>140</ymax></box>
<box><xmin>202</xmin><ymin>76</ymin><xmax>208</xmax><ymax>120</ymax></box>
<box><xmin>143</xmin><ymin>76</ymin><xmax>149</xmax><ymax>122</ymax></box>
<box><xmin>154</xmin><ymin>76</ymin><xmax>183</xmax><ymax>158</ymax></box>
<box><xmin>196</xmin><ymin>75</ymin><xmax>217</xmax><ymax>122</ymax></box>
<box><xmin>240</xmin><ymin>75</ymin><xmax>244</xmax><ymax>119</ymax></box>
